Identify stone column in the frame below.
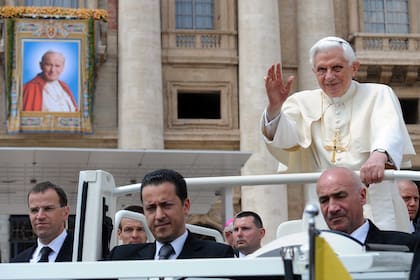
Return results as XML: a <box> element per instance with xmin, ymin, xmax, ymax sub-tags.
<box><xmin>238</xmin><ymin>0</ymin><xmax>288</xmax><ymax>243</ymax></box>
<box><xmin>117</xmin><ymin>1</ymin><xmax>164</xmax><ymax>149</ymax></box>
<box><xmin>296</xmin><ymin>0</ymin><xmax>336</xmax><ymax>89</ymax></box>
<box><xmin>348</xmin><ymin>0</ymin><xmax>359</xmax><ymax>34</ymax></box>
<box><xmin>0</xmin><ymin>215</ymin><xmax>9</xmax><ymax>262</ymax></box>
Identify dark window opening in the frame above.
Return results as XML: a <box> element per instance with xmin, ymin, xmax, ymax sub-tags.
<box><xmin>400</xmin><ymin>98</ymin><xmax>418</xmax><ymax>124</ymax></box>
<box><xmin>178</xmin><ymin>92</ymin><xmax>221</xmax><ymax>119</ymax></box>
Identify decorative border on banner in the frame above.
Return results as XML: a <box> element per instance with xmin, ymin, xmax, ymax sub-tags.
<box><xmin>5</xmin><ymin>18</ymin><xmax>95</xmax><ymax>134</ymax></box>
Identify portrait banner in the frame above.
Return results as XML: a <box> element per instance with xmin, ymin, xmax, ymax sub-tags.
<box><xmin>6</xmin><ymin>18</ymin><xmax>94</xmax><ymax>134</ymax></box>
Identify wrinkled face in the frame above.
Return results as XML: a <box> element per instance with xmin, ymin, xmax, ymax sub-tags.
<box><xmin>28</xmin><ymin>189</ymin><xmax>69</xmax><ymax>244</ymax></box>
<box><xmin>117</xmin><ymin>218</ymin><xmax>148</xmax><ymax>244</ymax></box>
<box><xmin>142</xmin><ymin>182</ymin><xmax>190</xmax><ymax>243</ymax></box>
<box><xmin>232</xmin><ymin>216</ymin><xmax>265</xmax><ymax>255</ymax></box>
<box><xmin>316</xmin><ymin>170</ymin><xmax>366</xmax><ymax>234</ymax></box>
<box><xmin>312</xmin><ymin>47</ymin><xmax>359</xmax><ymax>97</ymax></box>
<box><xmin>40</xmin><ymin>53</ymin><xmax>65</xmax><ymax>82</ymax></box>
<box><xmin>398</xmin><ymin>183</ymin><xmax>420</xmax><ymax>220</ymax></box>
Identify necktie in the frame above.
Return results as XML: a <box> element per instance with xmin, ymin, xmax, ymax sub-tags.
<box><xmin>158</xmin><ymin>243</ymin><xmax>174</xmax><ymax>260</ymax></box>
<box><xmin>38</xmin><ymin>246</ymin><xmax>52</xmax><ymax>262</ymax></box>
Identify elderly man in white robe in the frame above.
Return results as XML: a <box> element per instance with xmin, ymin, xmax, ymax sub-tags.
<box><xmin>261</xmin><ymin>36</ymin><xmax>415</xmax><ymax>232</ymax></box>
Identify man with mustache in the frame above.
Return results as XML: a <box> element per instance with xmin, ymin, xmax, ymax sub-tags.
<box><xmin>316</xmin><ymin>167</ymin><xmax>415</xmax><ymax>251</ymax></box>
<box><xmin>107</xmin><ymin>169</ymin><xmax>234</xmax><ymax>260</ymax></box>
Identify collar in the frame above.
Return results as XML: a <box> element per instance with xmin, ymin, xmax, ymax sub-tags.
<box><xmin>155</xmin><ymin>230</ymin><xmax>188</xmax><ymax>260</ymax></box>
<box><xmin>32</xmin><ymin>230</ymin><xmax>67</xmax><ymax>262</ymax></box>
<box><xmin>350</xmin><ymin>219</ymin><xmax>369</xmax><ymax>244</ymax></box>
<box><xmin>238</xmin><ymin>251</ymin><xmax>247</xmax><ymax>258</ymax></box>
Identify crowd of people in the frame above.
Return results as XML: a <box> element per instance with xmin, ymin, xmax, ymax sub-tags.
<box><xmin>8</xmin><ymin>35</ymin><xmax>420</xmax><ymax>278</ymax></box>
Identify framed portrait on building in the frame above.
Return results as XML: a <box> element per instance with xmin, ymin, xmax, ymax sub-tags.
<box><xmin>6</xmin><ymin>18</ymin><xmax>93</xmax><ymax>134</ymax></box>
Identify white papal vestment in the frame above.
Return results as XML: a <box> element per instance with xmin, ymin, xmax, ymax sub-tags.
<box><xmin>261</xmin><ymin>80</ymin><xmax>415</xmax><ymax>232</ymax></box>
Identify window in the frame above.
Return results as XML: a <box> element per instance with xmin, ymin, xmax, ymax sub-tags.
<box><xmin>399</xmin><ymin>98</ymin><xmax>418</xmax><ymax>124</ymax></box>
<box><xmin>363</xmin><ymin>0</ymin><xmax>409</xmax><ymax>33</ymax></box>
<box><xmin>24</xmin><ymin>0</ymin><xmax>78</xmax><ymax>8</ymax></box>
<box><xmin>175</xmin><ymin>0</ymin><xmax>214</xmax><ymax>30</ymax></box>
<box><xmin>167</xmin><ymin>81</ymin><xmax>233</xmax><ymax>129</ymax></box>
<box><xmin>178</xmin><ymin>92</ymin><xmax>221</xmax><ymax>119</ymax></box>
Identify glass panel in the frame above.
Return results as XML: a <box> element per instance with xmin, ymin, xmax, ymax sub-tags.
<box><xmin>195</xmin><ymin>0</ymin><xmax>213</xmax><ymax>29</ymax></box>
<box><xmin>363</xmin><ymin>0</ymin><xmax>408</xmax><ymax>33</ymax></box>
<box><xmin>25</xmin><ymin>0</ymin><xmax>79</xmax><ymax>8</ymax></box>
<box><xmin>176</xmin><ymin>0</ymin><xmax>213</xmax><ymax>30</ymax></box>
<box><xmin>176</xmin><ymin>0</ymin><xmax>193</xmax><ymax>29</ymax></box>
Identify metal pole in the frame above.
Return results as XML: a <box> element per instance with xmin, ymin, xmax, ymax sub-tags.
<box><xmin>305</xmin><ymin>204</ymin><xmax>319</xmax><ymax>280</ymax></box>
<box><xmin>114</xmin><ymin>170</ymin><xmax>420</xmax><ymax>195</ymax></box>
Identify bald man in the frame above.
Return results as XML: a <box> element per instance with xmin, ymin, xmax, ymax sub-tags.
<box><xmin>398</xmin><ymin>180</ymin><xmax>419</xmax><ymax>233</ymax></box>
<box><xmin>316</xmin><ymin>167</ymin><xmax>415</xmax><ymax>251</ymax></box>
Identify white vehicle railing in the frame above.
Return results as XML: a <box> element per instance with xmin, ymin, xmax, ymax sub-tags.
<box><xmin>0</xmin><ymin>170</ymin><xmax>417</xmax><ymax>280</ymax></box>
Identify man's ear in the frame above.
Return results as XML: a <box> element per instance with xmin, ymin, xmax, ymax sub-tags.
<box><xmin>352</xmin><ymin>61</ymin><xmax>360</xmax><ymax>77</ymax></box>
<box><xmin>183</xmin><ymin>198</ymin><xmax>191</xmax><ymax>216</ymax></box>
<box><xmin>360</xmin><ymin>187</ymin><xmax>367</xmax><ymax>205</ymax></box>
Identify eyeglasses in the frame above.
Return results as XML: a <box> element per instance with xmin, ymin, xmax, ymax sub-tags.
<box><xmin>29</xmin><ymin>205</ymin><xmax>65</xmax><ymax>214</ymax></box>
<box><xmin>315</xmin><ymin>65</ymin><xmax>345</xmax><ymax>77</ymax></box>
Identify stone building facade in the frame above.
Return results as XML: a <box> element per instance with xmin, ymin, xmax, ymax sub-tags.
<box><xmin>0</xmin><ymin>0</ymin><xmax>420</xmax><ymax>261</ymax></box>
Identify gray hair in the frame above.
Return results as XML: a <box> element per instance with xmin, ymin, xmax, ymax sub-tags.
<box><xmin>309</xmin><ymin>36</ymin><xmax>357</xmax><ymax>67</ymax></box>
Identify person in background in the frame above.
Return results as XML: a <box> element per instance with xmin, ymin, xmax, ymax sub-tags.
<box><xmin>260</xmin><ymin>36</ymin><xmax>415</xmax><ymax>231</ymax></box>
<box><xmin>23</xmin><ymin>50</ymin><xmax>77</xmax><ymax>112</ymax></box>
<box><xmin>398</xmin><ymin>180</ymin><xmax>420</xmax><ymax>233</ymax></box>
<box><xmin>223</xmin><ymin>217</ymin><xmax>234</xmax><ymax>246</ymax></box>
<box><xmin>117</xmin><ymin>205</ymin><xmax>148</xmax><ymax>245</ymax></box>
<box><xmin>316</xmin><ymin>167</ymin><xmax>415</xmax><ymax>251</ymax></box>
<box><xmin>107</xmin><ymin>169</ymin><xmax>234</xmax><ymax>260</ymax></box>
<box><xmin>232</xmin><ymin>211</ymin><xmax>266</xmax><ymax>257</ymax></box>
<box><xmin>10</xmin><ymin>181</ymin><xmax>73</xmax><ymax>262</ymax></box>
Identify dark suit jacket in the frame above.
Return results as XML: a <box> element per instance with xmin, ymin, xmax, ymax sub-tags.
<box><xmin>10</xmin><ymin>232</ymin><xmax>73</xmax><ymax>263</ymax></box>
<box><xmin>107</xmin><ymin>231</ymin><xmax>234</xmax><ymax>260</ymax></box>
<box><xmin>409</xmin><ymin>237</ymin><xmax>420</xmax><ymax>280</ymax></box>
<box><xmin>365</xmin><ymin>220</ymin><xmax>416</xmax><ymax>252</ymax></box>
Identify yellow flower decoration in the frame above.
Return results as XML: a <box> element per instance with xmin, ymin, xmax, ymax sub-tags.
<box><xmin>0</xmin><ymin>6</ymin><xmax>108</xmax><ymax>21</ymax></box>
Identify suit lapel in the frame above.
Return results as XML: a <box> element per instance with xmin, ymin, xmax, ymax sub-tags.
<box><xmin>136</xmin><ymin>243</ymin><xmax>156</xmax><ymax>259</ymax></box>
<box><xmin>56</xmin><ymin>233</ymin><xmax>73</xmax><ymax>262</ymax></box>
<box><xmin>178</xmin><ymin>232</ymin><xmax>202</xmax><ymax>259</ymax></box>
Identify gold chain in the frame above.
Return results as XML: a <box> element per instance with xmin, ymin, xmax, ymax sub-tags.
<box><xmin>320</xmin><ymin>94</ymin><xmax>352</xmax><ymax>163</ymax></box>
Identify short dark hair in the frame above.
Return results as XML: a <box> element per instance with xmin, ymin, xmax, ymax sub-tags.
<box><xmin>140</xmin><ymin>169</ymin><xmax>188</xmax><ymax>203</ymax></box>
<box><xmin>235</xmin><ymin>211</ymin><xmax>264</xmax><ymax>228</ymax></box>
<box><xmin>27</xmin><ymin>181</ymin><xmax>68</xmax><ymax>207</ymax></box>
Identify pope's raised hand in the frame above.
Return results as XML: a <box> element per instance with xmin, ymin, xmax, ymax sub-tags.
<box><xmin>264</xmin><ymin>63</ymin><xmax>294</xmax><ymax>120</ymax></box>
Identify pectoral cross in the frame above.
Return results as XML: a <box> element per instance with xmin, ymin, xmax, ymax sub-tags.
<box><xmin>324</xmin><ymin>130</ymin><xmax>346</xmax><ymax>163</ymax></box>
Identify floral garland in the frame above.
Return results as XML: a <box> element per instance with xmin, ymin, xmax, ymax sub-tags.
<box><xmin>0</xmin><ymin>6</ymin><xmax>108</xmax><ymax>21</ymax></box>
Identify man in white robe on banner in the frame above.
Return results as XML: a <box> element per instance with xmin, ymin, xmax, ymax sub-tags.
<box><xmin>261</xmin><ymin>36</ymin><xmax>415</xmax><ymax>232</ymax></box>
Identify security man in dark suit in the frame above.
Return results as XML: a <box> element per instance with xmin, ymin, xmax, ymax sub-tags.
<box><xmin>10</xmin><ymin>181</ymin><xmax>73</xmax><ymax>262</ymax></box>
<box><xmin>316</xmin><ymin>167</ymin><xmax>416</xmax><ymax>251</ymax></box>
<box><xmin>108</xmin><ymin>169</ymin><xmax>233</xmax><ymax>260</ymax></box>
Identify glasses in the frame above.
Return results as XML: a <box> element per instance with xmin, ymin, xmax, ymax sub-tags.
<box><xmin>315</xmin><ymin>65</ymin><xmax>345</xmax><ymax>77</ymax></box>
<box><xmin>29</xmin><ymin>205</ymin><xmax>65</xmax><ymax>214</ymax></box>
